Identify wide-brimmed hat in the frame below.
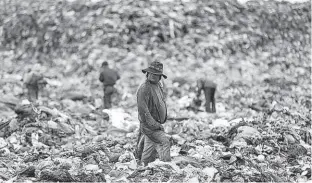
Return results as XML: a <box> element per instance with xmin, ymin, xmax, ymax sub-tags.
<box><xmin>142</xmin><ymin>61</ymin><xmax>167</xmax><ymax>79</ymax></box>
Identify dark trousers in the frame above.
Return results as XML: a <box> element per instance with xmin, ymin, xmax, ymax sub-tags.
<box><xmin>103</xmin><ymin>86</ymin><xmax>115</xmax><ymax>109</ymax></box>
<box><xmin>204</xmin><ymin>87</ymin><xmax>216</xmax><ymax>113</ymax></box>
<box><xmin>27</xmin><ymin>85</ymin><xmax>38</xmax><ymax>102</ymax></box>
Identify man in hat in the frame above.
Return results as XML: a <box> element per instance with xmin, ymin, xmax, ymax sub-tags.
<box><xmin>136</xmin><ymin>61</ymin><xmax>171</xmax><ymax>165</ymax></box>
<box><xmin>99</xmin><ymin>61</ymin><xmax>120</xmax><ymax>109</ymax></box>
<box><xmin>195</xmin><ymin>78</ymin><xmax>217</xmax><ymax>113</ymax></box>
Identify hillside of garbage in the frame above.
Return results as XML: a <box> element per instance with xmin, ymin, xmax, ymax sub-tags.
<box><xmin>0</xmin><ymin>0</ymin><xmax>311</xmax><ymax>182</ymax></box>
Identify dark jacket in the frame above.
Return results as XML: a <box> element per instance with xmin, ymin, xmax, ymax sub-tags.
<box><xmin>99</xmin><ymin>67</ymin><xmax>120</xmax><ymax>87</ymax></box>
<box><xmin>198</xmin><ymin>79</ymin><xmax>217</xmax><ymax>89</ymax></box>
<box><xmin>24</xmin><ymin>72</ymin><xmax>44</xmax><ymax>86</ymax></box>
<box><xmin>137</xmin><ymin>80</ymin><xmax>167</xmax><ymax>139</ymax></box>
<box><xmin>196</xmin><ymin>79</ymin><xmax>217</xmax><ymax>97</ymax></box>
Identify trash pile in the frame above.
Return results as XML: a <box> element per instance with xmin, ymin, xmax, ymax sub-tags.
<box><xmin>0</xmin><ymin>0</ymin><xmax>310</xmax><ymax>66</ymax></box>
<box><xmin>0</xmin><ymin>99</ymin><xmax>140</xmax><ymax>182</ymax></box>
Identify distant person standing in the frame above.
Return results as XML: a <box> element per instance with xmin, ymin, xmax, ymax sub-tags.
<box><xmin>195</xmin><ymin>78</ymin><xmax>217</xmax><ymax>113</ymax></box>
<box><xmin>99</xmin><ymin>61</ymin><xmax>120</xmax><ymax>109</ymax></box>
<box><xmin>24</xmin><ymin>65</ymin><xmax>47</xmax><ymax>102</ymax></box>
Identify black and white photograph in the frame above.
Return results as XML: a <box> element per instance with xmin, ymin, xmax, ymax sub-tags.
<box><xmin>0</xmin><ymin>0</ymin><xmax>311</xmax><ymax>182</ymax></box>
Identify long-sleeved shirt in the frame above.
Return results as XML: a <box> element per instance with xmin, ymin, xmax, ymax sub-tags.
<box><xmin>137</xmin><ymin>80</ymin><xmax>167</xmax><ymax>138</ymax></box>
<box><xmin>99</xmin><ymin>67</ymin><xmax>120</xmax><ymax>87</ymax></box>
